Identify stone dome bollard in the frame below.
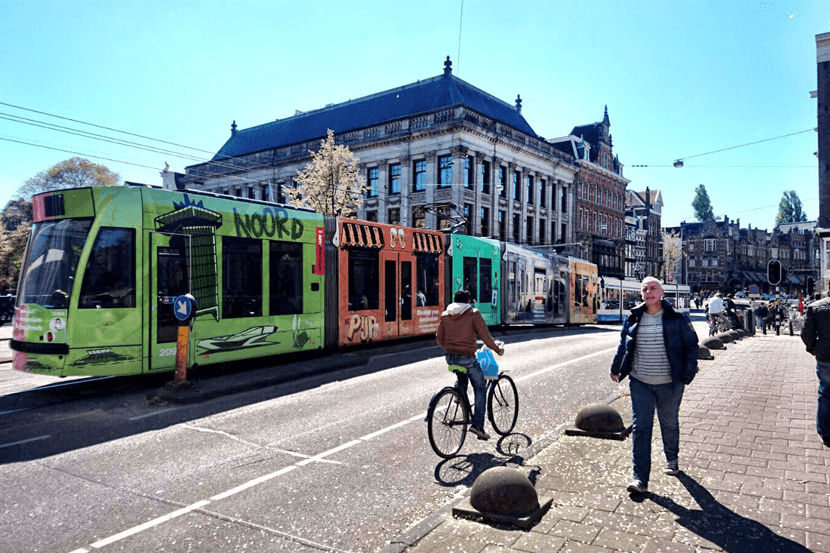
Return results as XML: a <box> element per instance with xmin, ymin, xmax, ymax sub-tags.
<box><xmin>701</xmin><ymin>336</ymin><xmax>725</xmax><ymax>350</ymax></box>
<box><xmin>698</xmin><ymin>345</ymin><xmax>713</xmax><ymax>360</ymax></box>
<box><xmin>453</xmin><ymin>467</ymin><xmax>552</xmax><ymax>528</ymax></box>
<box><xmin>717</xmin><ymin>332</ymin><xmax>734</xmax><ymax>343</ymax></box>
<box><xmin>565</xmin><ymin>403</ymin><xmax>631</xmax><ymax>440</ymax></box>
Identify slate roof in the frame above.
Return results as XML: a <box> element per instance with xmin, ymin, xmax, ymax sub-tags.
<box><xmin>208</xmin><ymin>68</ymin><xmax>537</xmax><ymax>162</ymax></box>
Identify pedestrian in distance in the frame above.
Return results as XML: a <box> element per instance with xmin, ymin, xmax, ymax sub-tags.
<box><xmin>436</xmin><ymin>289</ymin><xmax>504</xmax><ymax>440</ymax></box>
<box><xmin>756</xmin><ymin>302</ymin><xmax>769</xmax><ymax>335</ymax></box>
<box><xmin>800</xmin><ymin>290</ymin><xmax>830</xmax><ymax>447</ymax></box>
<box><xmin>610</xmin><ymin>276</ymin><xmax>699</xmax><ymax>495</ymax></box>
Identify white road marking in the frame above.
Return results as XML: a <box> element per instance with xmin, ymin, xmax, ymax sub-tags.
<box><xmin>210</xmin><ymin>466</ymin><xmax>297</xmax><ymax>501</ymax></box>
<box><xmin>296</xmin><ymin>439</ymin><xmax>362</xmax><ymax>466</ymax></box>
<box><xmin>89</xmin><ymin>500</ymin><xmax>210</xmax><ymax>549</ymax></box>
<box><xmin>514</xmin><ymin>348</ymin><xmax>616</xmax><ymax>383</ymax></box>
<box><xmin>128</xmin><ymin>408</ymin><xmax>179</xmax><ymax>421</ymax></box>
<box><xmin>359</xmin><ymin>419</ymin><xmax>413</xmax><ymax>441</ymax></box>
<box><xmin>0</xmin><ymin>435</ymin><xmax>50</xmax><ymax>449</ymax></box>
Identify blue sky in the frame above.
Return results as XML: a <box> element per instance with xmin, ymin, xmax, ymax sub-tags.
<box><xmin>0</xmin><ymin>0</ymin><xmax>826</xmax><ymax>231</ymax></box>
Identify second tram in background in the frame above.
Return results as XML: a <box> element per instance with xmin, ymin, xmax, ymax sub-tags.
<box><xmin>598</xmin><ymin>276</ymin><xmax>690</xmax><ymax>323</ymax></box>
<box><xmin>11</xmin><ymin>185</ymin><xmax>598</xmax><ymax>378</ymax></box>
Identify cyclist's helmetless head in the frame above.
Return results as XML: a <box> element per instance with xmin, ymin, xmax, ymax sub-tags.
<box><xmin>640</xmin><ymin>277</ymin><xmax>664</xmax><ymax>308</ymax></box>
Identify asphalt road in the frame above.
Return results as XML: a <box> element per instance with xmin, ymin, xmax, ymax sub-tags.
<box><xmin>1</xmin><ymin>324</ymin><xmax>642</xmax><ymax>553</ymax></box>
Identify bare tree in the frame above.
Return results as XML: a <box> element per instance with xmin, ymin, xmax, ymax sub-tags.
<box><xmin>289</xmin><ymin>130</ymin><xmax>366</xmax><ymax>217</ymax></box>
<box><xmin>662</xmin><ymin>229</ymin><xmax>683</xmax><ymax>283</ymax></box>
<box><xmin>15</xmin><ymin>157</ymin><xmax>120</xmax><ymax>200</ymax></box>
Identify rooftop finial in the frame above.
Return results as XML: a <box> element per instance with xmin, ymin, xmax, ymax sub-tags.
<box><xmin>231</xmin><ymin>120</ymin><xmax>238</xmax><ymax>135</ymax></box>
<box><xmin>602</xmin><ymin>105</ymin><xmax>610</xmax><ymax>125</ymax></box>
<box><xmin>515</xmin><ymin>94</ymin><xmax>522</xmax><ymax>113</ymax></box>
<box><xmin>443</xmin><ymin>56</ymin><xmax>453</xmax><ymax>77</ymax></box>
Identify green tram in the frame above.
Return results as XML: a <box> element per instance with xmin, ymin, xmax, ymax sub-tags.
<box><xmin>11</xmin><ymin>185</ymin><xmax>598</xmax><ymax>378</ymax></box>
<box><xmin>12</xmin><ymin>185</ymin><xmax>326</xmax><ymax>377</ymax></box>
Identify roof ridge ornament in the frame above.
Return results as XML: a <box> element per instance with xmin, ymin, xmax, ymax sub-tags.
<box><xmin>515</xmin><ymin>94</ymin><xmax>522</xmax><ymax>113</ymax></box>
<box><xmin>443</xmin><ymin>56</ymin><xmax>453</xmax><ymax>77</ymax></box>
<box><xmin>231</xmin><ymin>120</ymin><xmax>237</xmax><ymax>135</ymax></box>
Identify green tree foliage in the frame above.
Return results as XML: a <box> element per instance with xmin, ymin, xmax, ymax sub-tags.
<box><xmin>775</xmin><ymin>190</ymin><xmax>808</xmax><ymax>225</ymax></box>
<box><xmin>0</xmin><ymin>220</ymin><xmax>31</xmax><ymax>292</ymax></box>
<box><xmin>15</xmin><ymin>157</ymin><xmax>120</xmax><ymax>200</ymax></box>
<box><xmin>691</xmin><ymin>184</ymin><xmax>715</xmax><ymax>221</ymax></box>
<box><xmin>290</xmin><ymin>130</ymin><xmax>366</xmax><ymax>217</ymax></box>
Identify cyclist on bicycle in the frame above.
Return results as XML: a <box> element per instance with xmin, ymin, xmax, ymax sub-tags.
<box><xmin>436</xmin><ymin>289</ymin><xmax>504</xmax><ymax>441</ymax></box>
<box><xmin>708</xmin><ymin>292</ymin><xmax>730</xmax><ymax>331</ymax></box>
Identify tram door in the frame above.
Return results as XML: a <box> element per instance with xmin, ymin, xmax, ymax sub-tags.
<box><xmin>380</xmin><ymin>251</ymin><xmax>416</xmax><ymax>338</ymax></box>
<box><xmin>149</xmin><ymin>232</ymin><xmax>190</xmax><ymax>371</ymax></box>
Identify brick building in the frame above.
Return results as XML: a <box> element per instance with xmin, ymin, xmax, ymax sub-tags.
<box><xmin>550</xmin><ymin>107</ymin><xmax>629</xmax><ymax>278</ymax></box>
<box><xmin>626</xmin><ymin>188</ymin><xmax>663</xmax><ymax>280</ymax></box>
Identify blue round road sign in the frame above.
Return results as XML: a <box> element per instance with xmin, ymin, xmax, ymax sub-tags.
<box><xmin>173</xmin><ymin>294</ymin><xmax>196</xmax><ymax>321</ymax></box>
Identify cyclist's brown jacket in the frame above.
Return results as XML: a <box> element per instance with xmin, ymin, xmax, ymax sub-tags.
<box><xmin>435</xmin><ymin>302</ymin><xmax>500</xmax><ymax>357</ymax></box>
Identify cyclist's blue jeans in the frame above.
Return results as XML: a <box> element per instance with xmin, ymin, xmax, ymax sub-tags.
<box><xmin>816</xmin><ymin>362</ymin><xmax>830</xmax><ymax>439</ymax></box>
<box><xmin>629</xmin><ymin>377</ymin><xmax>685</xmax><ymax>486</ymax></box>
<box><xmin>445</xmin><ymin>354</ymin><xmax>486</xmax><ymax>429</ymax></box>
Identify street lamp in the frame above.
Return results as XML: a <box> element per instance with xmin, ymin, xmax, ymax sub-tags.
<box><xmin>673</xmin><ymin>159</ymin><xmax>684</xmax><ymax>168</ymax></box>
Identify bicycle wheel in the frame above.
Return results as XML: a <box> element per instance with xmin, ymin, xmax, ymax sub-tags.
<box><xmin>427</xmin><ymin>388</ymin><xmax>469</xmax><ymax>458</ymax></box>
<box><xmin>487</xmin><ymin>374</ymin><xmax>519</xmax><ymax>435</ymax></box>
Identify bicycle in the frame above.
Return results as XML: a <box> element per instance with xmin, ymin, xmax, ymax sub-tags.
<box><xmin>426</xmin><ymin>343</ymin><xmax>519</xmax><ymax>458</ymax></box>
<box><xmin>708</xmin><ymin>312</ymin><xmax>731</xmax><ymax>336</ymax></box>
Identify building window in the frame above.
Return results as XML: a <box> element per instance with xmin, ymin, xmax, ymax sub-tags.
<box><xmin>464</xmin><ymin>156</ymin><xmax>474</xmax><ymax>190</ymax></box>
<box><xmin>526</xmin><ymin>216</ymin><xmax>534</xmax><ymax>244</ymax></box>
<box><xmin>389</xmin><ymin>163</ymin><xmax>401</xmax><ymax>195</ymax></box>
<box><xmin>481</xmin><ymin>206</ymin><xmax>490</xmax><ymax>237</ymax></box>
<box><xmin>539</xmin><ymin>178</ymin><xmax>546</xmax><ymax>207</ymax></box>
<box><xmin>481</xmin><ymin>161</ymin><xmax>491</xmax><ymax>195</ymax></box>
<box><xmin>388</xmin><ymin>208</ymin><xmax>400</xmax><ymax>225</ymax></box>
<box><xmin>499</xmin><ymin>210</ymin><xmax>506</xmax><ymax>240</ymax></box>
<box><xmin>261</xmin><ymin>183</ymin><xmax>270</xmax><ymax>201</ymax></box>
<box><xmin>512</xmin><ymin>213</ymin><xmax>521</xmax><ymax>243</ymax></box>
<box><xmin>367</xmin><ymin>167</ymin><xmax>379</xmax><ymax>197</ymax></box>
<box><xmin>705</xmin><ymin>239</ymin><xmax>716</xmax><ymax>252</ymax></box>
<box><xmin>365</xmin><ymin>210</ymin><xmax>378</xmax><ymax>222</ymax></box>
<box><xmin>438</xmin><ymin>155</ymin><xmax>452</xmax><ymax>188</ymax></box>
<box><xmin>413</xmin><ymin>207</ymin><xmax>425</xmax><ymax>228</ymax></box>
<box><xmin>463</xmin><ymin>203</ymin><xmax>473</xmax><ymax>234</ymax></box>
<box><xmin>248</xmin><ymin>187</ymin><xmax>255</xmax><ymax>199</ymax></box>
<box><xmin>561</xmin><ymin>223</ymin><xmax>567</xmax><ymax>243</ymax></box>
<box><xmin>539</xmin><ymin>219</ymin><xmax>546</xmax><ymax>243</ymax></box>
<box><xmin>413</xmin><ymin>160</ymin><xmax>426</xmax><ymax>192</ymax></box>
<box><xmin>512</xmin><ymin>171</ymin><xmax>521</xmax><ymax>201</ymax></box>
<box><xmin>498</xmin><ymin>166</ymin><xmax>507</xmax><ymax>197</ymax></box>
<box><xmin>526</xmin><ymin>175</ymin><xmax>534</xmax><ymax>205</ymax></box>
<box><xmin>689</xmin><ymin>242</ymin><xmax>695</xmax><ymax>252</ymax></box>
<box><xmin>561</xmin><ymin>189</ymin><xmax>567</xmax><ymax>212</ymax></box>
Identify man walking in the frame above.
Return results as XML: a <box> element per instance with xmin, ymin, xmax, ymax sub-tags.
<box><xmin>610</xmin><ymin>277</ymin><xmax>699</xmax><ymax>495</ymax></box>
<box><xmin>436</xmin><ymin>289</ymin><xmax>504</xmax><ymax>440</ymax></box>
<box><xmin>801</xmin><ymin>291</ymin><xmax>830</xmax><ymax>447</ymax></box>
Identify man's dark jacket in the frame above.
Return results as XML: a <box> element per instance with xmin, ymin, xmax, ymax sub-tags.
<box><xmin>801</xmin><ymin>297</ymin><xmax>830</xmax><ymax>363</ymax></box>
<box><xmin>610</xmin><ymin>299</ymin><xmax>699</xmax><ymax>385</ymax></box>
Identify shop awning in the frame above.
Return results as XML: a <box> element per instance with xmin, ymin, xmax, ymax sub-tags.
<box><xmin>412</xmin><ymin>232</ymin><xmax>443</xmax><ymax>254</ymax></box>
<box><xmin>340</xmin><ymin>222</ymin><xmax>384</xmax><ymax>248</ymax></box>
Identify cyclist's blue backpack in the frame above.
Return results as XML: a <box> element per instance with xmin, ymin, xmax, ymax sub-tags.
<box><xmin>476</xmin><ymin>348</ymin><xmax>499</xmax><ymax>379</ymax></box>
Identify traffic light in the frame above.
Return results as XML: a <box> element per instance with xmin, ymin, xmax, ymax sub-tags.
<box><xmin>767</xmin><ymin>260</ymin><xmax>782</xmax><ymax>286</ymax></box>
<box><xmin>807</xmin><ymin>276</ymin><xmax>816</xmax><ymax>297</ymax></box>
<box><xmin>788</xmin><ymin>265</ymin><xmax>794</xmax><ymax>275</ymax></box>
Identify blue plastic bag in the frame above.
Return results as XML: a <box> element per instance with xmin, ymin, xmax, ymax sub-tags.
<box><xmin>476</xmin><ymin>348</ymin><xmax>499</xmax><ymax>379</ymax></box>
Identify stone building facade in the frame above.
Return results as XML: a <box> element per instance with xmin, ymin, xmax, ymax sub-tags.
<box><xmin>816</xmin><ymin>32</ymin><xmax>830</xmax><ymax>294</ymax></box>
<box><xmin>177</xmin><ymin>58</ymin><xmax>577</xmax><ymax>247</ymax></box>
<box><xmin>665</xmin><ymin>218</ymin><xmax>820</xmax><ymax>295</ymax></box>
<box><xmin>625</xmin><ymin>188</ymin><xmax>663</xmax><ymax>280</ymax></box>
<box><xmin>550</xmin><ymin>107</ymin><xmax>629</xmax><ymax>278</ymax></box>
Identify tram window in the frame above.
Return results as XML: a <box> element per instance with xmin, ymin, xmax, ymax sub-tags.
<box><xmin>415</xmin><ymin>253</ymin><xmax>440</xmax><ymax>307</ymax></box>
<box><xmin>479</xmin><ymin>258</ymin><xmax>492</xmax><ymax>305</ymax></box>
<box><xmin>79</xmin><ymin>228</ymin><xmax>136</xmax><ymax>309</ymax></box>
<box><xmin>462</xmin><ymin>257</ymin><xmax>478</xmax><ymax>300</ymax></box>
<box><xmin>222</xmin><ymin>237</ymin><xmax>262</xmax><ymax>318</ymax></box>
<box><xmin>401</xmin><ymin>261</ymin><xmax>412</xmax><ymax>320</ymax></box>
<box><xmin>269</xmin><ymin>241</ymin><xmax>302</xmax><ymax>315</ymax></box>
<box><xmin>348</xmin><ymin>248</ymin><xmax>380</xmax><ymax>311</ymax></box>
<box><xmin>19</xmin><ymin>219</ymin><xmax>92</xmax><ymax>309</ymax></box>
<box><xmin>385</xmin><ymin>260</ymin><xmax>397</xmax><ymax>322</ymax></box>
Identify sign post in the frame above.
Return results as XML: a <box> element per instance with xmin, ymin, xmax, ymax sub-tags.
<box><xmin>173</xmin><ymin>294</ymin><xmax>197</xmax><ymax>384</ymax></box>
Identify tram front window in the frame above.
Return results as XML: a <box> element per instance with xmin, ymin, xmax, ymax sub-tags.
<box><xmin>18</xmin><ymin>219</ymin><xmax>92</xmax><ymax>308</ymax></box>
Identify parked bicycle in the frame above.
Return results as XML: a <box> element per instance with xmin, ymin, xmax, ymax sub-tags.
<box><xmin>426</xmin><ymin>342</ymin><xmax>518</xmax><ymax>458</ymax></box>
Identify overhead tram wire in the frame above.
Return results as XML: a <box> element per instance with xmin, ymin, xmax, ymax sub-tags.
<box><xmin>630</xmin><ymin>127</ymin><xmax>817</xmax><ymax>168</ymax></box>
<box><xmin>0</xmin><ymin>105</ymin><xmax>286</xmax><ymax>187</ymax></box>
<box><xmin>0</xmin><ymin>136</ymin><xmax>167</xmax><ymax>172</ymax></box>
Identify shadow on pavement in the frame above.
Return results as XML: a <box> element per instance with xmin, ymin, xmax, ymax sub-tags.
<box><xmin>432</xmin><ymin>433</ymin><xmax>537</xmax><ymax>487</ymax></box>
<box><xmin>650</xmin><ymin>472</ymin><xmax>811</xmax><ymax>552</ymax></box>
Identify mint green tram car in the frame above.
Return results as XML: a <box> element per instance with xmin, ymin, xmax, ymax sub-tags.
<box><xmin>11</xmin><ymin>185</ymin><xmax>326</xmax><ymax>377</ymax></box>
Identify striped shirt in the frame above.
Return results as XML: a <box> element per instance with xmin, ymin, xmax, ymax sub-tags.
<box><xmin>630</xmin><ymin>310</ymin><xmax>672</xmax><ymax>385</ymax></box>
